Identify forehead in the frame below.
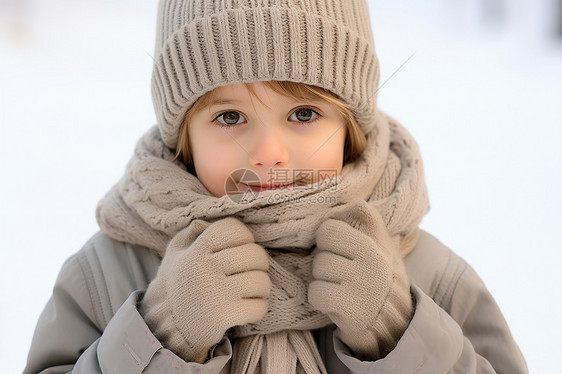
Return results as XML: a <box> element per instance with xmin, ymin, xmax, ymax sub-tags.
<box><xmin>206</xmin><ymin>84</ymin><xmax>257</xmax><ymax>104</ymax></box>
<box><xmin>206</xmin><ymin>81</ymin><xmax>332</xmax><ymax>107</ymax></box>
<box><xmin>199</xmin><ymin>86</ymin><xmax>281</xmax><ymax>114</ymax></box>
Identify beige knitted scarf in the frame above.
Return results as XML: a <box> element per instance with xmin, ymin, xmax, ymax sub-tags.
<box><xmin>96</xmin><ymin>110</ymin><xmax>429</xmax><ymax>373</ymax></box>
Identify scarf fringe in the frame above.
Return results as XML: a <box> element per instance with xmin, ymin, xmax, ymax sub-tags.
<box><xmin>232</xmin><ymin>331</ymin><xmax>327</xmax><ymax>374</ymax></box>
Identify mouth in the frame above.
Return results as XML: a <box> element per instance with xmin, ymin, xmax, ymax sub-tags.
<box><xmin>242</xmin><ymin>182</ymin><xmax>295</xmax><ymax>192</ymax></box>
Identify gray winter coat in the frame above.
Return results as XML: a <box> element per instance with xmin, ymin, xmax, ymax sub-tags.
<box><xmin>24</xmin><ymin>230</ymin><xmax>527</xmax><ymax>373</ymax></box>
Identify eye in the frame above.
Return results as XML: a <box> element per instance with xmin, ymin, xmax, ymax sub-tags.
<box><xmin>289</xmin><ymin>108</ymin><xmax>319</xmax><ymax>122</ymax></box>
<box><xmin>214</xmin><ymin>111</ymin><xmax>246</xmax><ymax>126</ymax></box>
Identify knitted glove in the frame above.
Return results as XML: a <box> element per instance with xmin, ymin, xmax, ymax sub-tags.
<box><xmin>309</xmin><ymin>200</ymin><xmax>413</xmax><ymax>360</ymax></box>
<box><xmin>140</xmin><ymin>217</ymin><xmax>271</xmax><ymax>363</ymax></box>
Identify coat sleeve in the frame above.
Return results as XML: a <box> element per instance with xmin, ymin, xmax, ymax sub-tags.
<box><xmin>331</xmin><ymin>276</ymin><xmax>528</xmax><ymax>374</ymax></box>
<box><xmin>23</xmin><ymin>251</ymin><xmax>233</xmax><ymax>374</ymax></box>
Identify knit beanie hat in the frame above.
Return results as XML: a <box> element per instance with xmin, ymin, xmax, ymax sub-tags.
<box><xmin>151</xmin><ymin>0</ymin><xmax>380</xmax><ymax>149</ymax></box>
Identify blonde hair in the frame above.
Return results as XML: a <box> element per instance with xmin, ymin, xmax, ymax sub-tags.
<box><xmin>175</xmin><ymin>81</ymin><xmax>367</xmax><ymax>168</ymax></box>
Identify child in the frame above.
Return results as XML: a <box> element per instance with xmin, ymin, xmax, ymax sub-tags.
<box><xmin>24</xmin><ymin>0</ymin><xmax>527</xmax><ymax>373</ymax></box>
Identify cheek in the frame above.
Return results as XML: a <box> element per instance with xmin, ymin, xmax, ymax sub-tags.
<box><xmin>189</xmin><ymin>129</ymin><xmax>240</xmax><ymax>196</ymax></box>
<box><xmin>190</xmin><ymin>125</ymin><xmax>231</xmax><ymax>165</ymax></box>
<box><xmin>298</xmin><ymin>127</ymin><xmax>345</xmax><ymax>170</ymax></box>
<box><xmin>193</xmin><ymin>148</ymin><xmax>237</xmax><ymax>194</ymax></box>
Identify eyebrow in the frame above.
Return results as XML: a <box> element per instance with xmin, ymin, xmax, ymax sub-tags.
<box><xmin>207</xmin><ymin>98</ymin><xmax>243</xmax><ymax>107</ymax></box>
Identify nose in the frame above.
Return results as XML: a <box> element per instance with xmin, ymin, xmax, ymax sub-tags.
<box><xmin>248</xmin><ymin>126</ymin><xmax>289</xmax><ymax>169</ymax></box>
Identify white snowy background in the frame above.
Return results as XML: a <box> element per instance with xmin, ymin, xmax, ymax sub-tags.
<box><xmin>1</xmin><ymin>0</ymin><xmax>561</xmax><ymax>372</ymax></box>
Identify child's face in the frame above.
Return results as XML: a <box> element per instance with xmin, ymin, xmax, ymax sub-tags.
<box><xmin>187</xmin><ymin>82</ymin><xmax>346</xmax><ymax>197</ymax></box>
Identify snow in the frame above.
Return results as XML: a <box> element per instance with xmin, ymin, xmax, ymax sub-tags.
<box><xmin>1</xmin><ymin>0</ymin><xmax>561</xmax><ymax>372</ymax></box>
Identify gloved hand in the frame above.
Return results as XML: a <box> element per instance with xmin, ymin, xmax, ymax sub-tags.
<box><xmin>309</xmin><ymin>200</ymin><xmax>413</xmax><ymax>360</ymax></box>
<box><xmin>140</xmin><ymin>217</ymin><xmax>271</xmax><ymax>363</ymax></box>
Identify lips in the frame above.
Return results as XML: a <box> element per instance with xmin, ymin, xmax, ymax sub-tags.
<box><xmin>242</xmin><ymin>182</ymin><xmax>294</xmax><ymax>192</ymax></box>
